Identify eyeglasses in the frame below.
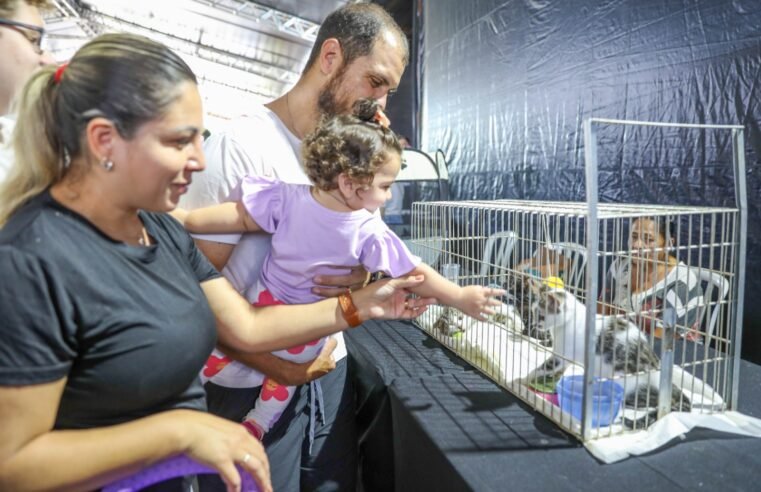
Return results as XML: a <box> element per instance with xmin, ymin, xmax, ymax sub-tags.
<box><xmin>0</xmin><ymin>18</ymin><xmax>46</xmax><ymax>55</ymax></box>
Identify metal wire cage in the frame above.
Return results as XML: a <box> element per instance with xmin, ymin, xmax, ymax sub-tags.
<box><xmin>409</xmin><ymin>119</ymin><xmax>747</xmax><ymax>442</ymax></box>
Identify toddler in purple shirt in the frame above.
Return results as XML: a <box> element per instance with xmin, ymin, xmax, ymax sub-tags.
<box><xmin>179</xmin><ymin>99</ymin><xmax>504</xmax><ymax>440</ymax></box>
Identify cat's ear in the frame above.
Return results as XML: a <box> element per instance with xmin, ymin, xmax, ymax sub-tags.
<box><xmin>545</xmin><ymin>290</ymin><xmax>566</xmax><ymax>314</ymax></box>
<box><xmin>527</xmin><ymin>277</ymin><xmax>543</xmax><ymax>296</ymax></box>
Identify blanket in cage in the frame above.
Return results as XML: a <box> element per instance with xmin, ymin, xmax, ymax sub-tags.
<box><xmin>416</xmin><ymin>304</ymin><xmax>761</xmax><ymax>463</ymax></box>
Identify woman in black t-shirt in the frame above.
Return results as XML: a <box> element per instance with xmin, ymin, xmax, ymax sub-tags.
<box><xmin>0</xmin><ymin>33</ymin><xmax>436</xmax><ymax>492</ymax></box>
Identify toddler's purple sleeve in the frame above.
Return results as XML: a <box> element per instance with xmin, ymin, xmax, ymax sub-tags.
<box><xmin>360</xmin><ymin>226</ymin><xmax>421</xmax><ymax>277</ymax></box>
<box><xmin>240</xmin><ymin>175</ymin><xmax>285</xmax><ymax>233</ymax></box>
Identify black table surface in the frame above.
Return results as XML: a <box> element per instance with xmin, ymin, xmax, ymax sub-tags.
<box><xmin>346</xmin><ymin>319</ymin><xmax>761</xmax><ymax>492</ymax></box>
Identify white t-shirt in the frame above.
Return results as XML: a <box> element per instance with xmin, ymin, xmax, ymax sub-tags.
<box><xmin>0</xmin><ymin>115</ymin><xmax>15</xmax><ymax>184</ymax></box>
<box><xmin>181</xmin><ymin>105</ymin><xmax>347</xmax><ymax>361</ymax></box>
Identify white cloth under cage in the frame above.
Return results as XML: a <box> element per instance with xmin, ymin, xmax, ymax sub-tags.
<box><xmin>417</xmin><ymin>304</ymin><xmax>761</xmax><ymax>463</ymax></box>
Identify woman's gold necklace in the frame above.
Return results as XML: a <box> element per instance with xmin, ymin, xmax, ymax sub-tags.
<box><xmin>137</xmin><ymin>227</ymin><xmax>150</xmax><ymax>246</ymax></box>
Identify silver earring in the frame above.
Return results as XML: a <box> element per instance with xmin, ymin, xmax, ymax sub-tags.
<box><xmin>60</xmin><ymin>147</ymin><xmax>71</xmax><ymax>170</ymax></box>
<box><xmin>101</xmin><ymin>157</ymin><xmax>114</xmax><ymax>172</ymax></box>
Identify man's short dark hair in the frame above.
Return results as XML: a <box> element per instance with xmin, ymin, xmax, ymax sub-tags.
<box><xmin>302</xmin><ymin>3</ymin><xmax>409</xmax><ymax>74</ymax></box>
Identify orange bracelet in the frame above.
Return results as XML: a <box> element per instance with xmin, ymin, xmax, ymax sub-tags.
<box><xmin>338</xmin><ymin>290</ymin><xmax>362</xmax><ymax>328</ymax></box>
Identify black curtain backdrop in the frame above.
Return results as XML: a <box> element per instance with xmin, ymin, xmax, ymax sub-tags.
<box><xmin>375</xmin><ymin>0</ymin><xmax>418</xmax><ymax>147</ymax></box>
<box><xmin>416</xmin><ymin>0</ymin><xmax>761</xmax><ymax>363</ymax></box>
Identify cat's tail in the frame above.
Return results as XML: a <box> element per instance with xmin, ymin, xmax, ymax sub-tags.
<box><xmin>623</xmin><ymin>384</ymin><xmax>691</xmax><ymax>429</ymax></box>
<box><xmin>671</xmin><ymin>385</ymin><xmax>691</xmax><ymax>413</ymax></box>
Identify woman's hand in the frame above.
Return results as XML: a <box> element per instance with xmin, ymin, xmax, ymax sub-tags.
<box><xmin>454</xmin><ymin>285</ymin><xmax>506</xmax><ymax>321</ymax></box>
<box><xmin>175</xmin><ymin>410</ymin><xmax>272</xmax><ymax>492</ymax></box>
<box><xmin>312</xmin><ymin>265</ymin><xmax>370</xmax><ymax>298</ymax></box>
<box><xmin>351</xmin><ymin>274</ymin><xmax>437</xmax><ymax>321</ymax></box>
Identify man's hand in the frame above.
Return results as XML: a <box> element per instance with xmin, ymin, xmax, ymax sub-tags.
<box><xmin>312</xmin><ymin>265</ymin><xmax>370</xmax><ymax>298</ymax></box>
<box><xmin>299</xmin><ymin>337</ymin><xmax>337</xmax><ymax>384</ymax></box>
<box><xmin>269</xmin><ymin>338</ymin><xmax>337</xmax><ymax>385</ymax></box>
<box><xmin>216</xmin><ymin>339</ymin><xmax>337</xmax><ymax>387</ymax></box>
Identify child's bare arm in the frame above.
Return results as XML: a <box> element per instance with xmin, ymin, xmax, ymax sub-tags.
<box><xmin>405</xmin><ymin>263</ymin><xmax>461</xmax><ymax>306</ymax></box>
<box><xmin>168</xmin><ymin>207</ymin><xmax>189</xmax><ymax>225</ymax></box>
<box><xmin>405</xmin><ymin>263</ymin><xmax>504</xmax><ymax>321</ymax></box>
<box><xmin>185</xmin><ymin>201</ymin><xmax>261</xmax><ymax>234</ymax></box>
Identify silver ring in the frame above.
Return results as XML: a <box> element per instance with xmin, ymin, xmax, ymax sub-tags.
<box><xmin>242</xmin><ymin>453</ymin><xmax>251</xmax><ymax>464</ymax></box>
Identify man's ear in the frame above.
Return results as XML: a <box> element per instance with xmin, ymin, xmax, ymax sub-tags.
<box><xmin>318</xmin><ymin>38</ymin><xmax>344</xmax><ymax>76</ymax></box>
<box><xmin>84</xmin><ymin>117</ymin><xmax>118</xmax><ymax>161</ymax></box>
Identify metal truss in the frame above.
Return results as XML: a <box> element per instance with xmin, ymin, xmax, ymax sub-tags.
<box><xmin>82</xmin><ymin>5</ymin><xmax>299</xmax><ymax>80</ymax></box>
<box><xmin>197</xmin><ymin>0</ymin><xmax>320</xmax><ymax>42</ymax></box>
<box><xmin>49</xmin><ymin>0</ymin><xmax>83</xmax><ymax>19</ymax></box>
<box><xmin>40</xmin><ymin>0</ymin><xmax>319</xmax><ymax>106</ymax></box>
<box><xmin>45</xmin><ymin>0</ymin><xmax>94</xmax><ymax>34</ymax></box>
<box><xmin>79</xmin><ymin>10</ymin><xmax>285</xmax><ymax>98</ymax></box>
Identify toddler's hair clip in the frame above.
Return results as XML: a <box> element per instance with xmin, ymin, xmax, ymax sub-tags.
<box><xmin>373</xmin><ymin>108</ymin><xmax>390</xmax><ymax>127</ymax></box>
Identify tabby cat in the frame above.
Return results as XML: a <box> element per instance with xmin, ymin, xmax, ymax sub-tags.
<box><xmin>507</xmin><ymin>274</ymin><xmax>553</xmax><ymax>345</ymax></box>
<box><xmin>527</xmin><ymin>282</ymin><xmax>690</xmax><ymax>426</ymax></box>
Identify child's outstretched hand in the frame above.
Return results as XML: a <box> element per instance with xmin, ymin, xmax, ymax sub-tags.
<box><xmin>455</xmin><ymin>285</ymin><xmax>506</xmax><ymax>321</ymax></box>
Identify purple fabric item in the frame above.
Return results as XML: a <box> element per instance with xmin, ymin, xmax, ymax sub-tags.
<box><xmin>240</xmin><ymin>176</ymin><xmax>421</xmax><ymax>304</ymax></box>
<box><xmin>102</xmin><ymin>455</ymin><xmax>259</xmax><ymax>492</ymax></box>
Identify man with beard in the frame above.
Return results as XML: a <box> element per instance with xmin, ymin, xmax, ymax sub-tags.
<box><xmin>181</xmin><ymin>4</ymin><xmax>408</xmax><ymax>491</ymax></box>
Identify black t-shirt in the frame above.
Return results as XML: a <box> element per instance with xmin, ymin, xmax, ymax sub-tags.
<box><xmin>0</xmin><ymin>191</ymin><xmax>219</xmax><ymax>429</ymax></box>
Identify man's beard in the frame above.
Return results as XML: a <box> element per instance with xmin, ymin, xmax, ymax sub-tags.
<box><xmin>317</xmin><ymin>66</ymin><xmax>354</xmax><ymax>117</ymax></box>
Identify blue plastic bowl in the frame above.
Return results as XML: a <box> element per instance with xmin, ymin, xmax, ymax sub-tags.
<box><xmin>557</xmin><ymin>375</ymin><xmax>624</xmax><ymax>428</ymax></box>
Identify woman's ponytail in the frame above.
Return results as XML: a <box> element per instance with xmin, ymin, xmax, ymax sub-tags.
<box><xmin>0</xmin><ymin>66</ymin><xmax>61</xmax><ymax>226</ymax></box>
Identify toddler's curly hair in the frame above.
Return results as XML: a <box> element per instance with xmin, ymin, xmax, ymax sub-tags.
<box><xmin>303</xmin><ymin>99</ymin><xmax>402</xmax><ymax>191</ymax></box>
